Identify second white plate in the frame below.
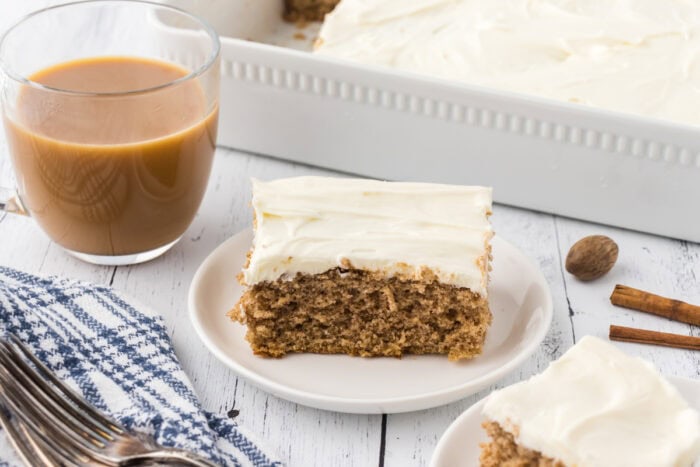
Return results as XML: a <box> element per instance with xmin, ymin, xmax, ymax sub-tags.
<box><xmin>188</xmin><ymin>228</ymin><xmax>553</xmax><ymax>413</ymax></box>
<box><xmin>431</xmin><ymin>375</ymin><xmax>700</xmax><ymax>467</ymax></box>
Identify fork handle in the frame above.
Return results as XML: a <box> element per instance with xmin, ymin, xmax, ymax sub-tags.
<box><xmin>122</xmin><ymin>450</ymin><xmax>220</xmax><ymax>467</ymax></box>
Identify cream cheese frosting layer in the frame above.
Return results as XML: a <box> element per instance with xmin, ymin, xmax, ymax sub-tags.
<box><xmin>316</xmin><ymin>0</ymin><xmax>700</xmax><ymax>126</ymax></box>
<box><xmin>243</xmin><ymin>177</ymin><xmax>492</xmax><ymax>295</ymax></box>
<box><xmin>483</xmin><ymin>336</ymin><xmax>700</xmax><ymax>467</ymax></box>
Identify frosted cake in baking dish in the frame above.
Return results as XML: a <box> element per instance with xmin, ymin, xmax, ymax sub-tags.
<box><xmin>304</xmin><ymin>0</ymin><xmax>700</xmax><ymax>126</ymax></box>
<box><xmin>230</xmin><ymin>176</ymin><xmax>493</xmax><ymax>360</ymax></box>
<box><xmin>481</xmin><ymin>336</ymin><xmax>700</xmax><ymax>467</ymax></box>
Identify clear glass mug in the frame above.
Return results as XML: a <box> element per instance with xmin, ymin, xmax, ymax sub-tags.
<box><xmin>0</xmin><ymin>1</ymin><xmax>220</xmax><ymax>265</ymax></box>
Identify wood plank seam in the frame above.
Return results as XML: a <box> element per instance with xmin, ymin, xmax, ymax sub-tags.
<box><xmin>378</xmin><ymin>414</ymin><xmax>387</xmax><ymax>467</ymax></box>
<box><xmin>553</xmin><ymin>216</ymin><xmax>578</xmax><ymax>343</ymax></box>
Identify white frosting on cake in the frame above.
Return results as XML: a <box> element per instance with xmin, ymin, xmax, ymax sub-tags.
<box><xmin>482</xmin><ymin>336</ymin><xmax>700</xmax><ymax>467</ymax></box>
<box><xmin>316</xmin><ymin>0</ymin><xmax>700</xmax><ymax>126</ymax></box>
<box><xmin>242</xmin><ymin>177</ymin><xmax>492</xmax><ymax>295</ymax></box>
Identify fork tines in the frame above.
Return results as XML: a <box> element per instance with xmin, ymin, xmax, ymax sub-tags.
<box><xmin>0</xmin><ymin>335</ymin><xmax>219</xmax><ymax>467</ymax></box>
<box><xmin>0</xmin><ymin>335</ymin><xmax>130</xmax><ymax>466</ymax></box>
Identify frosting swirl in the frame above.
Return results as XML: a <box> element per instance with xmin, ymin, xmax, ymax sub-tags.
<box><xmin>317</xmin><ymin>0</ymin><xmax>700</xmax><ymax>126</ymax></box>
<box><xmin>243</xmin><ymin>177</ymin><xmax>492</xmax><ymax>294</ymax></box>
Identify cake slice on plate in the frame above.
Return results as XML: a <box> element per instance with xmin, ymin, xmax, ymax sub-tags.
<box><xmin>481</xmin><ymin>336</ymin><xmax>700</xmax><ymax>467</ymax></box>
<box><xmin>230</xmin><ymin>176</ymin><xmax>493</xmax><ymax>360</ymax></box>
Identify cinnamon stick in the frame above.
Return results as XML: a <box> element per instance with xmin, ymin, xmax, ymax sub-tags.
<box><xmin>609</xmin><ymin>325</ymin><xmax>700</xmax><ymax>351</ymax></box>
<box><xmin>610</xmin><ymin>284</ymin><xmax>700</xmax><ymax>326</ymax></box>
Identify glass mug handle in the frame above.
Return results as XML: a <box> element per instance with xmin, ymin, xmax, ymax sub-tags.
<box><xmin>0</xmin><ymin>186</ymin><xmax>27</xmax><ymax>215</ymax></box>
<box><xmin>0</xmin><ymin>71</ymin><xmax>27</xmax><ymax>216</ymax></box>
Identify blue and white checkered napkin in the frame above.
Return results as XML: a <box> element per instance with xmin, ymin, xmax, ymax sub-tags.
<box><xmin>0</xmin><ymin>266</ymin><xmax>282</xmax><ymax>467</ymax></box>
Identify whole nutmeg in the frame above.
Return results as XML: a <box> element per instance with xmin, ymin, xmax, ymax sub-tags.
<box><xmin>565</xmin><ymin>235</ymin><xmax>618</xmax><ymax>281</ymax></box>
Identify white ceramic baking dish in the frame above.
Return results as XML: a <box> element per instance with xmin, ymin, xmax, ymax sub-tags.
<box><xmin>159</xmin><ymin>0</ymin><xmax>700</xmax><ymax>243</ymax></box>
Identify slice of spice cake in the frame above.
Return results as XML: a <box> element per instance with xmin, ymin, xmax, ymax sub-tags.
<box><xmin>230</xmin><ymin>176</ymin><xmax>493</xmax><ymax>360</ymax></box>
<box><xmin>283</xmin><ymin>0</ymin><xmax>340</xmax><ymax>22</ymax></box>
<box><xmin>481</xmin><ymin>336</ymin><xmax>700</xmax><ymax>467</ymax></box>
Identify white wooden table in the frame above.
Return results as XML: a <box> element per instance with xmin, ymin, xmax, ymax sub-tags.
<box><xmin>1</xmin><ymin>3</ymin><xmax>699</xmax><ymax>466</ymax></box>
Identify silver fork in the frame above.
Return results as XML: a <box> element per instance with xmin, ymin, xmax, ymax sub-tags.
<box><xmin>0</xmin><ymin>335</ymin><xmax>220</xmax><ymax>466</ymax></box>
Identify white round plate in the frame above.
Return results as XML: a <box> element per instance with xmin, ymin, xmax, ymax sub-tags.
<box><xmin>431</xmin><ymin>376</ymin><xmax>700</xmax><ymax>467</ymax></box>
<box><xmin>188</xmin><ymin>228</ymin><xmax>553</xmax><ymax>414</ymax></box>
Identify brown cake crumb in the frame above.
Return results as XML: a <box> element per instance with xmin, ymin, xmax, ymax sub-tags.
<box><xmin>480</xmin><ymin>421</ymin><xmax>565</xmax><ymax>467</ymax></box>
<box><xmin>283</xmin><ymin>0</ymin><xmax>340</xmax><ymax>22</ymax></box>
<box><xmin>230</xmin><ymin>268</ymin><xmax>491</xmax><ymax>360</ymax></box>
